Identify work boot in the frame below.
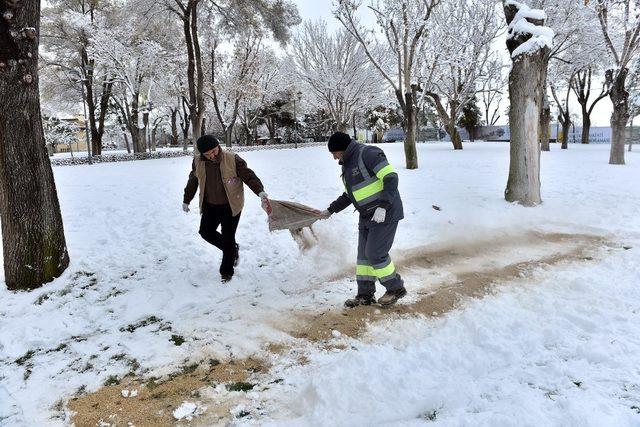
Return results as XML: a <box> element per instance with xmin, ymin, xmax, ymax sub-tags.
<box><xmin>220</xmin><ymin>272</ymin><xmax>233</xmax><ymax>283</ymax></box>
<box><xmin>344</xmin><ymin>294</ymin><xmax>376</xmax><ymax>308</ymax></box>
<box><xmin>233</xmin><ymin>243</ymin><xmax>240</xmax><ymax>267</ymax></box>
<box><xmin>378</xmin><ymin>287</ymin><xmax>407</xmax><ymax>307</ymax></box>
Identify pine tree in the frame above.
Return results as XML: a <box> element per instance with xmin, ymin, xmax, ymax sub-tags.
<box><xmin>458</xmin><ymin>98</ymin><xmax>483</xmax><ymax>142</ymax></box>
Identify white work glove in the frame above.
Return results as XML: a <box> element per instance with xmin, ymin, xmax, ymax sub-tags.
<box><xmin>259</xmin><ymin>191</ymin><xmax>272</xmax><ymax>215</ymax></box>
<box><xmin>182</xmin><ymin>203</ymin><xmax>190</xmax><ymax>213</ymax></box>
<box><xmin>372</xmin><ymin>207</ymin><xmax>386</xmax><ymax>223</ymax></box>
<box><xmin>319</xmin><ymin>209</ymin><xmax>332</xmax><ymax>219</ymax></box>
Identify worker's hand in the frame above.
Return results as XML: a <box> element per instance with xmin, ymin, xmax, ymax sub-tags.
<box><xmin>259</xmin><ymin>191</ymin><xmax>272</xmax><ymax>215</ymax></box>
<box><xmin>372</xmin><ymin>207</ymin><xmax>386</xmax><ymax>223</ymax></box>
<box><xmin>182</xmin><ymin>203</ymin><xmax>190</xmax><ymax>213</ymax></box>
<box><xmin>319</xmin><ymin>209</ymin><xmax>332</xmax><ymax>219</ymax></box>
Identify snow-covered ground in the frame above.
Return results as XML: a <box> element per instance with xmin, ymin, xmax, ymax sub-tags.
<box><xmin>1</xmin><ymin>142</ymin><xmax>640</xmax><ymax>426</ymax></box>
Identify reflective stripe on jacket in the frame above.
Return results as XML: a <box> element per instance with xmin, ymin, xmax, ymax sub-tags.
<box><xmin>329</xmin><ymin>142</ymin><xmax>404</xmax><ymax>223</ymax></box>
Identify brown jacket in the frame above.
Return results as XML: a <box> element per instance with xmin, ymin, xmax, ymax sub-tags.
<box><xmin>183</xmin><ymin>149</ymin><xmax>264</xmax><ymax>216</ymax></box>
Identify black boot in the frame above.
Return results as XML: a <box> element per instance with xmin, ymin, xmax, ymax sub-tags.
<box><xmin>344</xmin><ymin>294</ymin><xmax>376</xmax><ymax>308</ymax></box>
<box><xmin>221</xmin><ymin>272</ymin><xmax>233</xmax><ymax>283</ymax></box>
<box><xmin>233</xmin><ymin>243</ymin><xmax>240</xmax><ymax>267</ymax></box>
<box><xmin>378</xmin><ymin>287</ymin><xmax>407</xmax><ymax>307</ymax></box>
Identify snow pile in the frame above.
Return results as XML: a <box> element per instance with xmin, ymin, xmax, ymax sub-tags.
<box><xmin>120</xmin><ymin>389</ymin><xmax>138</xmax><ymax>398</ymax></box>
<box><xmin>172</xmin><ymin>401</ymin><xmax>206</xmax><ymax>421</ymax></box>
<box><xmin>505</xmin><ymin>0</ymin><xmax>555</xmax><ymax>57</ymax></box>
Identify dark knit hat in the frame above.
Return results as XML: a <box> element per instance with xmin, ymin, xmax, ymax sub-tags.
<box><xmin>328</xmin><ymin>132</ymin><xmax>352</xmax><ymax>152</ymax></box>
<box><xmin>196</xmin><ymin>134</ymin><xmax>220</xmax><ymax>154</ymax></box>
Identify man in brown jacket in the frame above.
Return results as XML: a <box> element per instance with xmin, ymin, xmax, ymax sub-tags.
<box><xmin>183</xmin><ymin>135</ymin><xmax>271</xmax><ymax>282</ymax></box>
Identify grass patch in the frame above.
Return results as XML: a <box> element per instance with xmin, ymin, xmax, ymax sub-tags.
<box><xmin>145</xmin><ymin>377</ymin><xmax>160</xmax><ymax>390</ymax></box>
<box><xmin>182</xmin><ymin>363</ymin><xmax>198</xmax><ymax>375</ymax></box>
<box><xmin>15</xmin><ymin>350</ymin><xmax>36</xmax><ymax>366</ymax></box>
<box><xmin>226</xmin><ymin>382</ymin><xmax>254</xmax><ymax>392</ymax></box>
<box><xmin>120</xmin><ymin>315</ymin><xmax>161</xmax><ymax>333</ymax></box>
<box><xmin>421</xmin><ymin>410</ymin><xmax>438</xmax><ymax>421</ymax></box>
<box><xmin>46</xmin><ymin>343</ymin><xmax>68</xmax><ymax>354</ymax></box>
<box><xmin>103</xmin><ymin>375</ymin><xmax>120</xmax><ymax>386</ymax></box>
<box><xmin>236</xmin><ymin>410</ymin><xmax>250</xmax><ymax>418</ymax></box>
<box><xmin>34</xmin><ymin>293</ymin><xmax>51</xmax><ymax>305</ymax></box>
<box><xmin>170</xmin><ymin>334</ymin><xmax>185</xmax><ymax>346</ymax></box>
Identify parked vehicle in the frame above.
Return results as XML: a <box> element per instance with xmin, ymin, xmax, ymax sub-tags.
<box><xmin>381</xmin><ymin>128</ymin><xmax>405</xmax><ymax>143</ymax></box>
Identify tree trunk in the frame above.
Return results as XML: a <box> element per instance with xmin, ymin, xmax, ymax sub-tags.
<box><xmin>81</xmin><ymin>53</ymin><xmax>101</xmax><ymax>156</ymax></box>
<box><xmin>171</xmin><ymin>109</ymin><xmax>179</xmax><ymax>146</ymax></box>
<box><xmin>449</xmin><ymin>102</ymin><xmax>463</xmax><ymax>149</ymax></box>
<box><xmin>540</xmin><ymin>94</ymin><xmax>551</xmax><ymax>151</ymax></box>
<box><xmin>116</xmin><ymin>114</ymin><xmax>131</xmax><ymax>154</ymax></box>
<box><xmin>224</xmin><ymin>128</ymin><xmax>233</xmax><ymax>148</ymax></box>
<box><xmin>401</xmin><ymin>91</ymin><xmax>418</xmax><ymax>169</ymax></box>
<box><xmin>561</xmin><ymin>119</ymin><xmax>570</xmax><ymax>150</ymax></box>
<box><xmin>466</xmin><ymin>126</ymin><xmax>475</xmax><ymax>142</ymax></box>
<box><xmin>352</xmin><ymin>113</ymin><xmax>357</xmax><ymax>140</ymax></box>
<box><xmin>403</xmin><ymin>97</ymin><xmax>418</xmax><ymax>169</ymax></box>
<box><xmin>505</xmin><ymin>52</ymin><xmax>546</xmax><ymax>206</ymax></box>
<box><xmin>581</xmin><ymin>106</ymin><xmax>591</xmax><ymax>144</ymax></box>
<box><xmin>151</xmin><ymin>126</ymin><xmax>158</xmax><ymax>152</ymax></box>
<box><xmin>0</xmin><ymin>0</ymin><xmax>70</xmax><ymax>290</ymax></box>
<box><xmin>608</xmin><ymin>69</ymin><xmax>629</xmax><ymax>165</ymax></box>
<box><xmin>447</xmin><ymin>122</ymin><xmax>463</xmax><ymax>150</ymax></box>
<box><xmin>503</xmin><ymin>2</ymin><xmax>548</xmax><ymax>206</ymax></box>
<box><xmin>182</xmin><ymin>132</ymin><xmax>189</xmax><ymax>151</ymax></box>
<box><xmin>267</xmin><ymin>117</ymin><xmax>276</xmax><ymax>143</ymax></box>
<box><xmin>123</xmin><ymin>133</ymin><xmax>131</xmax><ymax>154</ymax></box>
<box><xmin>428</xmin><ymin>92</ymin><xmax>463</xmax><ymax>151</ymax></box>
<box><xmin>130</xmin><ymin>94</ymin><xmax>143</xmax><ymax>153</ymax></box>
<box><xmin>142</xmin><ymin>111</ymin><xmax>149</xmax><ymax>152</ymax></box>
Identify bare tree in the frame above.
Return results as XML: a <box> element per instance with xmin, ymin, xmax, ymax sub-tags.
<box><xmin>207</xmin><ymin>32</ymin><xmax>265</xmax><ymax>147</ymax></box>
<box><xmin>480</xmin><ymin>55</ymin><xmax>506</xmax><ymax>128</ymax></box>
<box><xmin>593</xmin><ymin>0</ymin><xmax>640</xmax><ymax>164</ymax></box>
<box><xmin>503</xmin><ymin>1</ymin><xmax>553</xmax><ymax>206</ymax></box>
<box><xmin>41</xmin><ymin>0</ymin><xmax>115</xmax><ymax>156</ymax></box>
<box><xmin>423</xmin><ymin>0</ymin><xmax>501</xmax><ymax>150</ymax></box>
<box><xmin>531</xmin><ymin>0</ymin><xmax>593</xmax><ymax>151</ymax></box>
<box><xmin>550</xmin><ymin>76</ymin><xmax>574</xmax><ymax>149</ymax></box>
<box><xmin>571</xmin><ymin>67</ymin><xmax>609</xmax><ymax>144</ymax></box>
<box><xmin>163</xmin><ymin>0</ymin><xmax>300</xmax><ymax>149</ymax></box>
<box><xmin>290</xmin><ymin>20</ymin><xmax>383</xmax><ymax>132</ymax></box>
<box><xmin>335</xmin><ymin>0</ymin><xmax>442</xmax><ymax>169</ymax></box>
<box><xmin>0</xmin><ymin>0</ymin><xmax>70</xmax><ymax>290</ymax></box>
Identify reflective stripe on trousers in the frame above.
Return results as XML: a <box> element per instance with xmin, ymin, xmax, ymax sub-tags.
<box><xmin>356</xmin><ymin>257</ymin><xmax>397</xmax><ymax>283</ymax></box>
<box><xmin>355</xmin><ymin>220</ymin><xmax>403</xmax><ymax>295</ymax></box>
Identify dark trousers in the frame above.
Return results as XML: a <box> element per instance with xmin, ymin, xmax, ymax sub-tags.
<box><xmin>356</xmin><ymin>220</ymin><xmax>403</xmax><ymax>296</ymax></box>
<box><xmin>199</xmin><ymin>203</ymin><xmax>241</xmax><ymax>275</ymax></box>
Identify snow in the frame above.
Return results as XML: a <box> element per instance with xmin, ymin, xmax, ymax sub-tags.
<box><xmin>1</xmin><ymin>142</ymin><xmax>640</xmax><ymax>425</ymax></box>
<box><xmin>505</xmin><ymin>0</ymin><xmax>555</xmax><ymax>58</ymax></box>
<box><xmin>120</xmin><ymin>389</ymin><xmax>137</xmax><ymax>398</ymax></box>
<box><xmin>172</xmin><ymin>401</ymin><xmax>198</xmax><ymax>420</ymax></box>
<box><xmin>262</xmin><ymin>250</ymin><xmax>640</xmax><ymax>426</ymax></box>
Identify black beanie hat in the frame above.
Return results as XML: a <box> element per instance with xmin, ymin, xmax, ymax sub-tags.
<box><xmin>328</xmin><ymin>132</ymin><xmax>352</xmax><ymax>152</ymax></box>
<box><xmin>196</xmin><ymin>134</ymin><xmax>220</xmax><ymax>154</ymax></box>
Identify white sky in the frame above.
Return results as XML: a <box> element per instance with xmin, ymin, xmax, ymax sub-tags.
<box><xmin>291</xmin><ymin>0</ymin><xmax>614</xmax><ymax>127</ymax></box>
